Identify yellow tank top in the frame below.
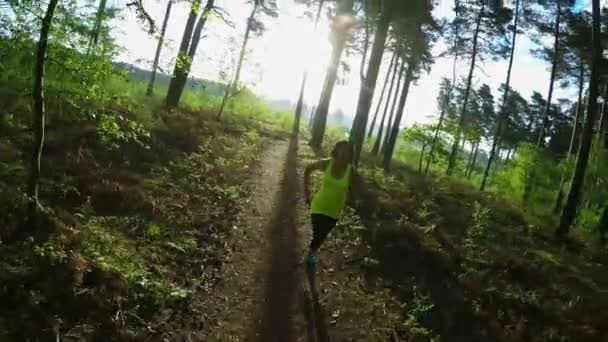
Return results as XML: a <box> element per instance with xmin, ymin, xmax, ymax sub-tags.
<box><xmin>311</xmin><ymin>160</ymin><xmax>351</xmax><ymax>219</ymax></box>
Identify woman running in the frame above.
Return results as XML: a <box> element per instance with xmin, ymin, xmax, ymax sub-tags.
<box><xmin>303</xmin><ymin>140</ymin><xmax>355</xmax><ymax>267</ymax></box>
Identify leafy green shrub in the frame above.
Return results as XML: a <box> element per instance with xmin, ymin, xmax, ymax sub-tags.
<box><xmin>96</xmin><ymin>113</ymin><xmax>150</xmax><ymax>150</ymax></box>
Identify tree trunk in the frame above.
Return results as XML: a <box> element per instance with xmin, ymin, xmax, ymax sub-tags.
<box><xmin>294</xmin><ymin>0</ymin><xmax>325</xmax><ymax>133</ymax></box>
<box><xmin>424</xmin><ymin>106</ymin><xmax>445</xmax><ymax>176</ymax></box>
<box><xmin>166</xmin><ymin>0</ymin><xmax>202</xmax><ymax>108</ymax></box>
<box><xmin>426</xmin><ymin>4</ymin><xmax>461</xmax><ymax>176</ymax></box>
<box><xmin>467</xmin><ymin>140</ymin><xmax>480</xmax><ymax>179</ymax></box>
<box><xmin>310</xmin><ymin>0</ymin><xmax>354</xmax><ymax>149</ymax></box>
<box><xmin>480</xmin><ymin>0</ymin><xmax>519</xmax><ymax>190</ymax></box>
<box><xmin>504</xmin><ymin>146</ymin><xmax>512</xmax><ymax>165</ymax></box>
<box><xmin>572</xmin><ymin>65</ymin><xmax>585</xmax><ymax>152</ymax></box>
<box><xmin>308</xmin><ymin>105</ymin><xmax>316</xmax><ymax>129</ymax></box>
<box><xmin>217</xmin><ymin>1</ymin><xmax>259</xmax><ymax>119</ymax></box>
<box><xmin>350</xmin><ymin>5</ymin><xmax>391</xmax><ymax>164</ymax></box>
<box><xmin>372</xmin><ymin>54</ymin><xmax>401</xmax><ymax>155</ymax></box>
<box><xmin>147</xmin><ymin>0</ymin><xmax>173</xmax><ymax>96</ymax></box>
<box><xmin>494</xmin><ymin>147</ymin><xmax>502</xmax><ymax>171</ymax></box>
<box><xmin>29</xmin><ymin>0</ymin><xmax>59</xmax><ymax>208</ymax></box>
<box><xmin>425</xmin><ymin>57</ymin><xmax>458</xmax><ymax>176</ymax></box>
<box><xmin>447</xmin><ymin>2</ymin><xmax>484</xmax><ymax>175</ymax></box>
<box><xmin>187</xmin><ymin>0</ymin><xmax>215</xmax><ymax>61</ymax></box>
<box><xmin>554</xmin><ymin>63</ymin><xmax>586</xmax><ymax>212</ymax></box>
<box><xmin>87</xmin><ymin>0</ymin><xmax>107</xmax><ymax>54</ymax></box>
<box><xmin>465</xmin><ymin>140</ymin><xmax>475</xmax><ymax>176</ymax></box>
<box><xmin>368</xmin><ymin>52</ymin><xmax>396</xmax><ymax>139</ymax></box>
<box><xmin>382</xmin><ymin>64</ymin><xmax>413</xmax><ymax>171</ymax></box>
<box><xmin>596</xmin><ymin>84</ymin><xmax>607</xmax><ymax>145</ymax></box>
<box><xmin>381</xmin><ymin>57</ymin><xmax>406</xmax><ymax>154</ymax></box>
<box><xmin>556</xmin><ymin>0</ymin><xmax>601</xmax><ymax>238</ymax></box>
<box><xmin>537</xmin><ymin>1</ymin><xmax>561</xmax><ymax>148</ymax></box>
<box><xmin>418</xmin><ymin>143</ymin><xmax>427</xmax><ymax>174</ymax></box>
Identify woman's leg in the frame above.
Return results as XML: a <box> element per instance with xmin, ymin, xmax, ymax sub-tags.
<box><xmin>309</xmin><ymin>214</ymin><xmax>337</xmax><ymax>255</ymax></box>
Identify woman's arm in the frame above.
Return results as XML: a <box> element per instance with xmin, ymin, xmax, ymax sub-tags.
<box><xmin>304</xmin><ymin>159</ymin><xmax>330</xmax><ymax>205</ymax></box>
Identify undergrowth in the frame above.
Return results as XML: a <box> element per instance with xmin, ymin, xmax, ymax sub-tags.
<box><xmin>0</xmin><ymin>68</ymin><xmax>290</xmax><ymax>339</ymax></box>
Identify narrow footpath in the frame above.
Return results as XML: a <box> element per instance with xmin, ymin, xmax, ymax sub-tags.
<box><xmin>206</xmin><ymin>136</ymin><xmax>328</xmax><ymax>342</ymax></box>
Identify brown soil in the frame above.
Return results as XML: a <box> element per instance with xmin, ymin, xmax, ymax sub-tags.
<box><xmin>204</xmin><ymin>135</ymin><xmax>326</xmax><ymax>341</ymax></box>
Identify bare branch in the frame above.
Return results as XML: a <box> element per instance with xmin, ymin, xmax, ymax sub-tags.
<box><xmin>211</xmin><ymin>6</ymin><xmax>235</xmax><ymax>28</ymax></box>
<box><xmin>126</xmin><ymin>0</ymin><xmax>156</xmax><ymax>34</ymax></box>
<box><xmin>475</xmin><ymin>63</ymin><xmax>489</xmax><ymax>77</ymax></box>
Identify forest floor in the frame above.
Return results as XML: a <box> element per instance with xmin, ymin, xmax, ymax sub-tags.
<box><xmin>2</xmin><ymin>106</ymin><xmax>608</xmax><ymax>341</ymax></box>
<box><xmin>203</xmin><ymin>136</ymin><xmax>311</xmax><ymax>341</ymax></box>
<box><xmin>203</xmin><ymin>134</ymin><xmax>412</xmax><ymax>341</ymax></box>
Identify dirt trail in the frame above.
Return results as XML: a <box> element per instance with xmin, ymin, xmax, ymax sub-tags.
<box><xmin>206</xmin><ymin>136</ymin><xmax>324</xmax><ymax>342</ymax></box>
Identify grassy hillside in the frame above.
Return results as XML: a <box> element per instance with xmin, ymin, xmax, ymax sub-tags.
<box><xmin>115</xmin><ymin>62</ymin><xmax>227</xmax><ymax>97</ymax></box>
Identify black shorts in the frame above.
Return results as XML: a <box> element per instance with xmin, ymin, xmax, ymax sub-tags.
<box><xmin>309</xmin><ymin>214</ymin><xmax>338</xmax><ymax>252</ymax></box>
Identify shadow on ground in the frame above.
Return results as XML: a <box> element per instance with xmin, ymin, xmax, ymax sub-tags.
<box><xmin>249</xmin><ymin>135</ymin><xmax>331</xmax><ymax>342</ymax></box>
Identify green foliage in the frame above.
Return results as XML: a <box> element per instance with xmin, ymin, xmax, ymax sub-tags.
<box><xmin>403</xmin><ymin>286</ymin><xmax>439</xmax><ymax>341</ymax></box>
<box><xmin>96</xmin><ymin>113</ymin><xmax>150</xmax><ymax>150</ymax></box>
<box><xmin>466</xmin><ymin>201</ymin><xmax>492</xmax><ymax>242</ymax></box>
<box><xmin>33</xmin><ymin>242</ymin><xmax>68</xmax><ymax>264</ymax></box>
<box><xmin>360</xmin><ymin>166</ymin><xmax>399</xmax><ymax>189</ymax></box>
<box><xmin>402</xmin><ymin>123</ymin><xmax>435</xmax><ymax>148</ymax></box>
<box><xmin>0</xmin><ymin>161</ymin><xmax>25</xmax><ymax>180</ymax></box>
<box><xmin>146</xmin><ymin>223</ymin><xmax>161</xmax><ymax>238</ymax></box>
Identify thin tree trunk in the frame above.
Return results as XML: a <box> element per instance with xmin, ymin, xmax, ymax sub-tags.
<box><xmin>537</xmin><ymin>1</ymin><xmax>561</xmax><ymax>148</ymax></box>
<box><xmin>383</xmin><ymin>64</ymin><xmax>414</xmax><ymax>171</ymax></box>
<box><xmin>294</xmin><ymin>0</ymin><xmax>325</xmax><ymax>133</ymax></box>
<box><xmin>447</xmin><ymin>1</ymin><xmax>484</xmax><ymax>175</ymax></box>
<box><xmin>217</xmin><ymin>1</ymin><xmax>259</xmax><ymax>119</ymax></box>
<box><xmin>310</xmin><ymin>0</ymin><xmax>354</xmax><ymax>149</ymax></box>
<box><xmin>29</xmin><ymin>0</ymin><xmax>59</xmax><ymax>208</ymax></box>
<box><xmin>147</xmin><ymin>0</ymin><xmax>173</xmax><ymax>96</ymax></box>
<box><xmin>494</xmin><ymin>147</ymin><xmax>502</xmax><ymax>171</ymax></box>
<box><xmin>418</xmin><ymin>144</ymin><xmax>427</xmax><ymax>173</ymax></box>
<box><xmin>465</xmin><ymin>140</ymin><xmax>475</xmax><ymax>176</ymax></box>
<box><xmin>187</xmin><ymin>0</ymin><xmax>215</xmax><ymax>61</ymax></box>
<box><xmin>368</xmin><ymin>52</ymin><xmax>396</xmax><ymax>139</ymax></box>
<box><xmin>424</xmin><ymin>107</ymin><xmax>445</xmax><ymax>175</ymax></box>
<box><xmin>525</xmin><ymin>1</ymin><xmax>561</xmax><ymax>201</ymax></box>
<box><xmin>467</xmin><ymin>140</ymin><xmax>480</xmax><ymax>179</ymax></box>
<box><xmin>596</xmin><ymin>84</ymin><xmax>607</xmax><ymax>145</ymax></box>
<box><xmin>556</xmin><ymin>0</ymin><xmax>601</xmax><ymax>238</ymax></box>
<box><xmin>87</xmin><ymin>0</ymin><xmax>107</xmax><ymax>54</ymax></box>
<box><xmin>425</xmin><ymin>57</ymin><xmax>458</xmax><ymax>176</ymax></box>
<box><xmin>310</xmin><ymin>41</ymin><xmax>344</xmax><ymax>148</ymax></box>
<box><xmin>350</xmin><ymin>5</ymin><xmax>391</xmax><ymax>164</ymax></box>
<box><xmin>372</xmin><ymin>54</ymin><xmax>401</xmax><ymax>155</ymax></box>
<box><xmin>166</xmin><ymin>0</ymin><xmax>202</xmax><ymax>108</ymax></box>
<box><xmin>480</xmin><ymin>0</ymin><xmax>519</xmax><ymax>190</ymax></box>
<box><xmin>381</xmin><ymin>57</ymin><xmax>405</xmax><ymax>154</ymax></box>
<box><xmin>426</xmin><ymin>2</ymin><xmax>461</xmax><ymax>176</ymax></box>
<box><xmin>359</xmin><ymin>2</ymin><xmax>370</xmax><ymax>83</ymax></box>
<box><xmin>172</xmin><ymin>0</ymin><xmax>214</xmax><ymax>106</ymax></box>
<box><xmin>308</xmin><ymin>105</ymin><xmax>316</xmax><ymax>129</ymax></box>
<box><xmin>571</xmin><ymin>65</ymin><xmax>585</xmax><ymax>153</ymax></box>
<box><xmin>554</xmin><ymin>63</ymin><xmax>586</xmax><ymax>212</ymax></box>
<box><xmin>504</xmin><ymin>146</ymin><xmax>512</xmax><ymax>165</ymax></box>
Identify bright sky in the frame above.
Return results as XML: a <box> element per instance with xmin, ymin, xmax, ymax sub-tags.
<box><xmin>111</xmin><ymin>0</ymin><xmax>587</xmax><ymax>128</ymax></box>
